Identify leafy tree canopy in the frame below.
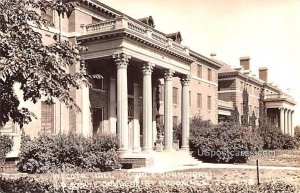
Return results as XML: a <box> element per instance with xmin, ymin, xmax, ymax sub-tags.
<box><xmin>0</xmin><ymin>0</ymin><xmax>94</xmax><ymax>128</ymax></box>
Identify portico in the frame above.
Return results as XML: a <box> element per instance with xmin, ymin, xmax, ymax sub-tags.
<box><xmin>265</xmin><ymin>93</ymin><xmax>296</xmax><ymax>136</ymax></box>
<box><xmin>77</xmin><ymin>16</ymin><xmax>193</xmax><ymax>152</ymax></box>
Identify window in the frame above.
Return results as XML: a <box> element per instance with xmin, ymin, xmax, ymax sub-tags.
<box><xmin>208</xmin><ymin>68</ymin><xmax>212</xmax><ymax>81</ymax></box>
<box><xmin>189</xmin><ymin>91</ymin><xmax>191</xmax><ymax>106</ymax></box>
<box><xmin>173</xmin><ymin>87</ymin><xmax>178</xmax><ymax>104</ymax></box>
<box><xmin>207</xmin><ymin>96</ymin><xmax>212</xmax><ymax>110</ymax></box>
<box><xmin>93</xmin><ymin>77</ymin><xmax>104</xmax><ymax>90</ymax></box>
<box><xmin>197</xmin><ymin>65</ymin><xmax>202</xmax><ymax>78</ymax></box>
<box><xmin>41</xmin><ymin>9</ymin><xmax>53</xmax><ymax>22</ymax></box>
<box><xmin>173</xmin><ymin>116</ymin><xmax>178</xmax><ymax>127</ymax></box>
<box><xmin>41</xmin><ymin>101</ymin><xmax>55</xmax><ymax>134</ymax></box>
<box><xmin>197</xmin><ymin>93</ymin><xmax>202</xmax><ymax>108</ymax></box>
<box><xmin>92</xmin><ymin>107</ymin><xmax>104</xmax><ymax>134</ymax></box>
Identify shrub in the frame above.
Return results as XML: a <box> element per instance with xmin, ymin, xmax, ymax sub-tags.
<box><xmin>0</xmin><ymin>177</ymin><xmax>299</xmax><ymax>193</ymax></box>
<box><xmin>281</xmin><ymin>134</ymin><xmax>297</xmax><ymax>149</ymax></box>
<box><xmin>173</xmin><ymin>116</ymin><xmax>213</xmax><ymax>148</ymax></box>
<box><xmin>190</xmin><ymin>121</ymin><xmax>263</xmax><ymax>163</ymax></box>
<box><xmin>260</xmin><ymin>126</ymin><xmax>297</xmax><ymax>150</ymax></box>
<box><xmin>17</xmin><ymin>132</ymin><xmax>120</xmax><ymax>173</ymax></box>
<box><xmin>0</xmin><ymin>134</ymin><xmax>14</xmax><ymax>166</ymax></box>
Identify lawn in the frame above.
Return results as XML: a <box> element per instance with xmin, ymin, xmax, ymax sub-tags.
<box><xmin>245</xmin><ymin>149</ymin><xmax>300</xmax><ymax>167</ymax></box>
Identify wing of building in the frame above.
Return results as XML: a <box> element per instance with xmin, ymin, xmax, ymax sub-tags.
<box><xmin>0</xmin><ymin>0</ymin><xmax>296</xmax><ymax>158</ymax></box>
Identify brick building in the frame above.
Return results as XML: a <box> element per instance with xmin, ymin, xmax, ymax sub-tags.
<box><xmin>0</xmin><ymin>0</ymin><xmax>296</xmax><ymax>158</ymax></box>
<box><xmin>217</xmin><ymin>57</ymin><xmax>296</xmax><ymax>135</ymax></box>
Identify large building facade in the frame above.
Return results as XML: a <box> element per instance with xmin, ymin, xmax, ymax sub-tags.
<box><xmin>218</xmin><ymin>57</ymin><xmax>296</xmax><ymax>136</ymax></box>
<box><xmin>0</xmin><ymin>0</ymin><xmax>296</xmax><ymax>157</ymax></box>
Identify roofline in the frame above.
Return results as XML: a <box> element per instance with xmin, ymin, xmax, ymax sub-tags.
<box><xmin>189</xmin><ymin>50</ymin><xmax>223</xmax><ymax>69</ymax></box>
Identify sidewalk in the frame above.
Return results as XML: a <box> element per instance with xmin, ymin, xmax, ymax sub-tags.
<box><xmin>128</xmin><ymin>151</ymin><xmax>300</xmax><ymax>173</ymax></box>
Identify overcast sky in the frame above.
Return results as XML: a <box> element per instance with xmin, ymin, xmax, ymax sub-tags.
<box><xmin>100</xmin><ymin>0</ymin><xmax>300</xmax><ymax>125</ymax></box>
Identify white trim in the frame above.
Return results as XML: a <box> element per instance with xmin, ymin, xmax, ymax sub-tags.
<box><xmin>191</xmin><ymin>76</ymin><xmax>217</xmax><ymax>86</ymax></box>
<box><xmin>218</xmin><ymin>90</ymin><xmax>259</xmax><ymax>99</ymax></box>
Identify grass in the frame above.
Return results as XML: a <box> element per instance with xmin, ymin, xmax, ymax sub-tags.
<box><xmin>246</xmin><ymin>149</ymin><xmax>300</xmax><ymax>167</ymax></box>
<box><xmin>177</xmin><ymin>168</ymin><xmax>300</xmax><ymax>186</ymax></box>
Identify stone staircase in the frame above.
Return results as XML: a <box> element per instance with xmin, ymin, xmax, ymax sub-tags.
<box><xmin>128</xmin><ymin>150</ymin><xmax>201</xmax><ymax>173</ymax></box>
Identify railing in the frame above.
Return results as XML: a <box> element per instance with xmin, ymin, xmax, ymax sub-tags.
<box><xmin>81</xmin><ymin>16</ymin><xmax>188</xmax><ymax>55</ymax></box>
<box><xmin>218</xmin><ymin>100</ymin><xmax>234</xmax><ymax>109</ymax></box>
<box><xmin>265</xmin><ymin>93</ymin><xmax>294</xmax><ymax>100</ymax></box>
<box><xmin>85</xmin><ymin>19</ymin><xmax>117</xmax><ymax>33</ymax></box>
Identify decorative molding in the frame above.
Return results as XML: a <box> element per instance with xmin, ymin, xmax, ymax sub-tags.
<box><xmin>142</xmin><ymin>63</ymin><xmax>154</xmax><ymax>75</ymax></box>
<box><xmin>191</xmin><ymin>75</ymin><xmax>217</xmax><ymax>86</ymax></box>
<box><xmin>164</xmin><ymin>69</ymin><xmax>175</xmax><ymax>81</ymax></box>
<box><xmin>180</xmin><ymin>75</ymin><xmax>191</xmax><ymax>86</ymax></box>
<box><xmin>113</xmin><ymin>52</ymin><xmax>131</xmax><ymax>69</ymax></box>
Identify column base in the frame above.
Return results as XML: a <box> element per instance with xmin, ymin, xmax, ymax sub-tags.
<box><xmin>164</xmin><ymin>147</ymin><xmax>175</xmax><ymax>152</ymax></box>
<box><xmin>132</xmin><ymin>147</ymin><xmax>142</xmax><ymax>153</ymax></box>
<box><xmin>142</xmin><ymin>147</ymin><xmax>154</xmax><ymax>153</ymax></box>
<box><xmin>118</xmin><ymin>148</ymin><xmax>131</xmax><ymax>154</ymax></box>
<box><xmin>180</xmin><ymin>146</ymin><xmax>190</xmax><ymax>151</ymax></box>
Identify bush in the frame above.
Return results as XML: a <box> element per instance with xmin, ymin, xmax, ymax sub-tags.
<box><xmin>17</xmin><ymin>132</ymin><xmax>121</xmax><ymax>173</ymax></box>
<box><xmin>0</xmin><ymin>134</ymin><xmax>14</xmax><ymax>165</ymax></box>
<box><xmin>173</xmin><ymin>116</ymin><xmax>212</xmax><ymax>148</ymax></box>
<box><xmin>260</xmin><ymin>126</ymin><xmax>297</xmax><ymax>150</ymax></box>
<box><xmin>0</xmin><ymin>177</ymin><xmax>299</xmax><ymax>193</ymax></box>
<box><xmin>190</xmin><ymin>119</ymin><xmax>263</xmax><ymax>163</ymax></box>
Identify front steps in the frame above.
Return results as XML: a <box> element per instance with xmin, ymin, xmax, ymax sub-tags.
<box><xmin>121</xmin><ymin>150</ymin><xmax>201</xmax><ymax>172</ymax></box>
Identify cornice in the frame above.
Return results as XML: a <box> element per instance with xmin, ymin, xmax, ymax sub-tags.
<box><xmin>77</xmin><ymin>29</ymin><xmax>194</xmax><ymax>63</ymax></box>
<box><xmin>189</xmin><ymin>50</ymin><xmax>222</xmax><ymax>70</ymax></box>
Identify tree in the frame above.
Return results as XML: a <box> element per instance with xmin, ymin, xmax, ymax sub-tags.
<box><xmin>241</xmin><ymin>88</ymin><xmax>249</xmax><ymax>127</ymax></box>
<box><xmin>258</xmin><ymin>87</ymin><xmax>267</xmax><ymax>130</ymax></box>
<box><xmin>0</xmin><ymin>0</ymin><xmax>96</xmax><ymax>128</ymax></box>
<box><xmin>249</xmin><ymin>110</ymin><xmax>257</xmax><ymax>130</ymax></box>
<box><xmin>230</xmin><ymin>105</ymin><xmax>240</xmax><ymax>125</ymax></box>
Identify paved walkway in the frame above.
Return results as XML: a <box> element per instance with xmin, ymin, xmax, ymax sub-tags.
<box><xmin>128</xmin><ymin>151</ymin><xmax>300</xmax><ymax>173</ymax></box>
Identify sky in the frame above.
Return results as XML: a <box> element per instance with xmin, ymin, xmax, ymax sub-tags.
<box><xmin>100</xmin><ymin>0</ymin><xmax>300</xmax><ymax>125</ymax></box>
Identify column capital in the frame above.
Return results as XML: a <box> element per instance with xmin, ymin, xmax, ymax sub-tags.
<box><xmin>180</xmin><ymin>74</ymin><xmax>191</xmax><ymax>86</ymax></box>
<box><xmin>113</xmin><ymin>51</ymin><xmax>131</xmax><ymax>69</ymax></box>
<box><xmin>164</xmin><ymin>69</ymin><xmax>175</xmax><ymax>81</ymax></box>
<box><xmin>142</xmin><ymin>62</ymin><xmax>154</xmax><ymax>75</ymax></box>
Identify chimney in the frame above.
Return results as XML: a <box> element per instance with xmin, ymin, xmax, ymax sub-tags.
<box><xmin>259</xmin><ymin>67</ymin><xmax>268</xmax><ymax>82</ymax></box>
<box><xmin>240</xmin><ymin>56</ymin><xmax>250</xmax><ymax>70</ymax></box>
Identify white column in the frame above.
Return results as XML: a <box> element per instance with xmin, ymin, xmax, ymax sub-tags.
<box><xmin>81</xmin><ymin>85</ymin><xmax>91</xmax><ymax>137</ymax></box>
<box><xmin>284</xmin><ymin>109</ymin><xmax>288</xmax><ymax>134</ymax></box>
<box><xmin>291</xmin><ymin>111</ymin><xmax>294</xmax><ymax>137</ymax></box>
<box><xmin>287</xmin><ymin>110</ymin><xmax>291</xmax><ymax>135</ymax></box>
<box><xmin>152</xmin><ymin>85</ymin><xmax>157</xmax><ymax>145</ymax></box>
<box><xmin>142</xmin><ymin>63</ymin><xmax>154</xmax><ymax>152</ymax></box>
<box><xmin>109</xmin><ymin>77</ymin><xmax>117</xmax><ymax>134</ymax></box>
<box><xmin>133</xmin><ymin>83</ymin><xmax>141</xmax><ymax>152</ymax></box>
<box><xmin>280</xmin><ymin>108</ymin><xmax>284</xmax><ymax>134</ymax></box>
<box><xmin>180</xmin><ymin>75</ymin><xmax>190</xmax><ymax>151</ymax></box>
<box><xmin>164</xmin><ymin>69</ymin><xmax>174</xmax><ymax>151</ymax></box>
<box><xmin>113</xmin><ymin>52</ymin><xmax>131</xmax><ymax>152</ymax></box>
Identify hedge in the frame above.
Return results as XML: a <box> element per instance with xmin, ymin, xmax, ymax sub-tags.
<box><xmin>17</xmin><ymin>133</ymin><xmax>121</xmax><ymax>173</ymax></box>
<box><xmin>189</xmin><ymin>117</ymin><xmax>263</xmax><ymax>163</ymax></box>
<box><xmin>0</xmin><ymin>177</ymin><xmax>298</xmax><ymax>193</ymax></box>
